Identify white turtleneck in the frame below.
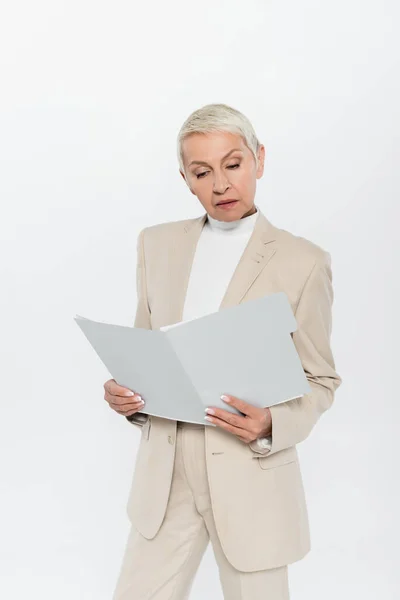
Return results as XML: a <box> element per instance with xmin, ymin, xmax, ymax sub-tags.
<box><xmin>180</xmin><ymin>203</ymin><xmax>271</xmax><ymax>453</ymax></box>
<box><xmin>182</xmin><ymin>205</ymin><xmax>260</xmax><ymax>322</ymax></box>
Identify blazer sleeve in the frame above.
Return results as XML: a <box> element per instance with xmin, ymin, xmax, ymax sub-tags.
<box><xmin>126</xmin><ymin>228</ymin><xmax>151</xmax><ymax>429</ymax></box>
<box><xmin>265</xmin><ymin>251</ymin><xmax>342</xmax><ymax>456</ymax></box>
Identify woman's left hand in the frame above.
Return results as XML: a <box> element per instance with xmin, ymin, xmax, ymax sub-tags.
<box><xmin>205</xmin><ymin>394</ymin><xmax>272</xmax><ymax>444</ymax></box>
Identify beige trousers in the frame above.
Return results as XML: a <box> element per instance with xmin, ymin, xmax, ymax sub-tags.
<box><xmin>112</xmin><ymin>422</ymin><xmax>290</xmax><ymax>600</ymax></box>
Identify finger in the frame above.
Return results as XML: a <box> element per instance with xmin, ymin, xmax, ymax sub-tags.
<box><xmin>105</xmin><ymin>379</ymin><xmax>137</xmax><ymax>398</ymax></box>
<box><xmin>108</xmin><ymin>396</ymin><xmax>145</xmax><ymax>411</ymax></box>
<box><xmin>205</xmin><ymin>415</ymin><xmax>250</xmax><ymax>439</ymax></box>
<box><xmin>108</xmin><ymin>401</ymin><xmax>144</xmax><ymax>413</ymax></box>
<box><xmin>220</xmin><ymin>394</ymin><xmax>259</xmax><ymax>418</ymax></box>
<box><xmin>237</xmin><ymin>434</ymin><xmax>252</xmax><ymax>443</ymax></box>
<box><xmin>105</xmin><ymin>391</ymin><xmax>144</xmax><ymax>407</ymax></box>
<box><xmin>205</xmin><ymin>407</ymin><xmax>247</xmax><ymax>430</ymax></box>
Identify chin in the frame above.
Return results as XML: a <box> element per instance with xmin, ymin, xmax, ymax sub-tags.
<box><xmin>220</xmin><ymin>205</ymin><xmax>256</xmax><ymax>221</ymax></box>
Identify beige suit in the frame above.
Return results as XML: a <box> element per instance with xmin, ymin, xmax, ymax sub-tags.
<box><xmin>116</xmin><ymin>209</ymin><xmax>341</xmax><ymax>592</ymax></box>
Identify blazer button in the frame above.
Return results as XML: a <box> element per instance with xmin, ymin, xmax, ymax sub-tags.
<box><xmin>168</xmin><ymin>435</ymin><xmax>174</xmax><ymax>445</ymax></box>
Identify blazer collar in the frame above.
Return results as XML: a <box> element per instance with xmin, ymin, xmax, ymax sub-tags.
<box><xmin>168</xmin><ymin>208</ymin><xmax>279</xmax><ymax>325</ymax></box>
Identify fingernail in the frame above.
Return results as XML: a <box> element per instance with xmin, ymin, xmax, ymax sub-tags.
<box><xmin>221</xmin><ymin>395</ymin><xmax>230</xmax><ymax>402</ymax></box>
<box><xmin>205</xmin><ymin>408</ymin><xmax>215</xmax><ymax>415</ymax></box>
<box><xmin>204</xmin><ymin>416</ymin><xmax>214</xmax><ymax>422</ymax></box>
<box><xmin>125</xmin><ymin>391</ymin><xmax>135</xmax><ymax>396</ymax></box>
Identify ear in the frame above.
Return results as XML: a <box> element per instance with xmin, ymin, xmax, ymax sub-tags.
<box><xmin>256</xmin><ymin>145</ymin><xmax>266</xmax><ymax>179</ymax></box>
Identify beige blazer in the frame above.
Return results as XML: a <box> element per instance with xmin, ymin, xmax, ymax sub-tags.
<box><xmin>125</xmin><ymin>209</ymin><xmax>342</xmax><ymax>572</ymax></box>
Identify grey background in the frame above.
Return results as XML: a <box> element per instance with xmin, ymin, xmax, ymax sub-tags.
<box><xmin>1</xmin><ymin>0</ymin><xmax>398</xmax><ymax>598</ymax></box>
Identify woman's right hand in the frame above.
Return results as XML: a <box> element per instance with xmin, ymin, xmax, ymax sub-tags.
<box><xmin>104</xmin><ymin>378</ymin><xmax>145</xmax><ymax>417</ymax></box>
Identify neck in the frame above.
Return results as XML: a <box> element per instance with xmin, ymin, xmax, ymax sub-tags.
<box><xmin>206</xmin><ymin>205</ymin><xmax>259</xmax><ymax>232</ymax></box>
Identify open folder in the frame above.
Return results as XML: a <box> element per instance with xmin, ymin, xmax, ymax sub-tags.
<box><xmin>74</xmin><ymin>292</ymin><xmax>311</xmax><ymax>425</ymax></box>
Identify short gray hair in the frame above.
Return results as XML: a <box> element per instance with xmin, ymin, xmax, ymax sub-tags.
<box><xmin>177</xmin><ymin>103</ymin><xmax>261</xmax><ymax>174</ymax></box>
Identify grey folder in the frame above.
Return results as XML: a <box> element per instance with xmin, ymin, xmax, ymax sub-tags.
<box><xmin>74</xmin><ymin>292</ymin><xmax>311</xmax><ymax>425</ymax></box>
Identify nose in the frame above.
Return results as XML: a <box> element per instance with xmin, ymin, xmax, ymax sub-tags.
<box><xmin>213</xmin><ymin>171</ymin><xmax>231</xmax><ymax>195</ymax></box>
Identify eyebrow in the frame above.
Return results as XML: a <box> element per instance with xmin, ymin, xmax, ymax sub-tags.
<box><xmin>188</xmin><ymin>148</ymin><xmax>243</xmax><ymax>167</ymax></box>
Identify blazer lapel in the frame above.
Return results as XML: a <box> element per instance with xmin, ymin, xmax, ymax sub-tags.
<box><xmin>166</xmin><ymin>213</ymin><xmax>207</xmax><ymax>327</ymax></box>
<box><xmin>219</xmin><ymin>211</ymin><xmax>278</xmax><ymax>309</ymax></box>
<box><xmin>168</xmin><ymin>209</ymin><xmax>278</xmax><ymax>325</ymax></box>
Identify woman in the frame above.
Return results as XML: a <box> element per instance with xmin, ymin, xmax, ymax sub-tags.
<box><xmin>104</xmin><ymin>103</ymin><xmax>342</xmax><ymax>600</ymax></box>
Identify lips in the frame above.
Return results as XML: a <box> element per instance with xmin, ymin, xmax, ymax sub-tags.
<box><xmin>216</xmin><ymin>199</ymin><xmax>238</xmax><ymax>205</ymax></box>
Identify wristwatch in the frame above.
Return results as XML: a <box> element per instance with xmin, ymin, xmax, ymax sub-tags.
<box><xmin>256</xmin><ymin>436</ymin><xmax>272</xmax><ymax>449</ymax></box>
<box><xmin>250</xmin><ymin>435</ymin><xmax>272</xmax><ymax>454</ymax></box>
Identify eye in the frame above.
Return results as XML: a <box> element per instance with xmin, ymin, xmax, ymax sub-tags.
<box><xmin>195</xmin><ymin>163</ymin><xmax>240</xmax><ymax>179</ymax></box>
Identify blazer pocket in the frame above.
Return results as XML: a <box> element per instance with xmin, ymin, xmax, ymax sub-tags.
<box><xmin>257</xmin><ymin>448</ymin><xmax>297</xmax><ymax>471</ymax></box>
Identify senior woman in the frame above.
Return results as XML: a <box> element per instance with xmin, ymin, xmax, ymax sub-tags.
<box><xmin>105</xmin><ymin>103</ymin><xmax>342</xmax><ymax>600</ymax></box>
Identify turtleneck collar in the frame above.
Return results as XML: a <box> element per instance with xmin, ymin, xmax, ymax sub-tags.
<box><xmin>206</xmin><ymin>205</ymin><xmax>259</xmax><ymax>233</ymax></box>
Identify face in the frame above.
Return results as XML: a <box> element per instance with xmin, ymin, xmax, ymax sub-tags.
<box><xmin>180</xmin><ymin>131</ymin><xmax>265</xmax><ymax>221</ymax></box>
